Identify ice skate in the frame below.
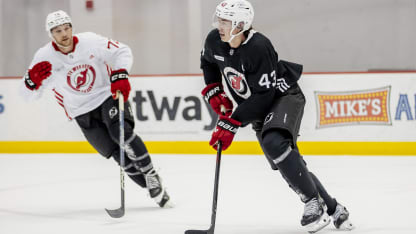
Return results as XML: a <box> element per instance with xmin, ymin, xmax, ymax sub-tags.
<box><xmin>332</xmin><ymin>203</ymin><xmax>354</xmax><ymax>230</ymax></box>
<box><xmin>144</xmin><ymin>169</ymin><xmax>174</xmax><ymax>208</ymax></box>
<box><xmin>301</xmin><ymin>197</ymin><xmax>330</xmax><ymax>233</ymax></box>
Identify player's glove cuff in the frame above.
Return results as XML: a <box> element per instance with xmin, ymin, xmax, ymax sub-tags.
<box><xmin>217</xmin><ymin>116</ymin><xmax>241</xmax><ymax>134</ymax></box>
<box><xmin>24</xmin><ymin>71</ymin><xmax>37</xmax><ymax>90</ymax></box>
<box><xmin>201</xmin><ymin>82</ymin><xmax>223</xmax><ymax>103</ymax></box>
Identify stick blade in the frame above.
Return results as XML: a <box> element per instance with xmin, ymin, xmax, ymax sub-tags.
<box><xmin>184</xmin><ymin>230</ymin><xmax>210</xmax><ymax>234</ymax></box>
<box><xmin>105</xmin><ymin>207</ymin><xmax>125</xmax><ymax>218</ymax></box>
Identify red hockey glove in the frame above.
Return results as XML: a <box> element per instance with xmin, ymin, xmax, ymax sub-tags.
<box><xmin>210</xmin><ymin>115</ymin><xmax>241</xmax><ymax>151</ymax></box>
<box><xmin>110</xmin><ymin>69</ymin><xmax>131</xmax><ymax>101</ymax></box>
<box><xmin>24</xmin><ymin>61</ymin><xmax>52</xmax><ymax>90</ymax></box>
<box><xmin>202</xmin><ymin>82</ymin><xmax>233</xmax><ymax>117</ymax></box>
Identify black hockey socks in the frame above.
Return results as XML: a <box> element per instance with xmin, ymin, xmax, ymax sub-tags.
<box><xmin>261</xmin><ymin>130</ymin><xmax>318</xmax><ymax>202</ymax></box>
<box><xmin>124</xmin><ymin>135</ymin><xmax>154</xmax><ymax>174</ymax></box>
<box><xmin>108</xmin><ymin>118</ymin><xmax>154</xmax><ymax>173</ymax></box>
<box><xmin>111</xmin><ymin>134</ymin><xmax>154</xmax><ymax>188</ymax></box>
<box><xmin>276</xmin><ymin>150</ymin><xmax>319</xmax><ymax>202</ymax></box>
<box><xmin>128</xmin><ymin>174</ymin><xmax>147</xmax><ymax>188</ymax></box>
<box><xmin>309</xmin><ymin>172</ymin><xmax>337</xmax><ymax>215</ymax></box>
<box><xmin>125</xmin><ymin>164</ymin><xmax>147</xmax><ymax>188</ymax></box>
<box><xmin>112</xmin><ymin>151</ymin><xmax>146</xmax><ymax>188</ymax></box>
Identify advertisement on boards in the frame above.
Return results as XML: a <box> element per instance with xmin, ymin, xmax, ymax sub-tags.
<box><xmin>299</xmin><ymin>72</ymin><xmax>416</xmax><ymax>142</ymax></box>
<box><xmin>0</xmin><ymin>94</ymin><xmax>4</xmax><ymax>114</ymax></box>
<box><xmin>314</xmin><ymin>86</ymin><xmax>391</xmax><ymax>128</ymax></box>
<box><xmin>0</xmin><ymin>72</ymin><xmax>415</xmax><ymax>144</ymax></box>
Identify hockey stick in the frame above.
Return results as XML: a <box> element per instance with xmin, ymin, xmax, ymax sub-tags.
<box><xmin>185</xmin><ymin>141</ymin><xmax>223</xmax><ymax>234</ymax></box>
<box><xmin>105</xmin><ymin>91</ymin><xmax>125</xmax><ymax>218</ymax></box>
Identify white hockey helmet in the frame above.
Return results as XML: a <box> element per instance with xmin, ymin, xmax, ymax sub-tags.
<box><xmin>45</xmin><ymin>10</ymin><xmax>72</xmax><ymax>33</ymax></box>
<box><xmin>214</xmin><ymin>0</ymin><xmax>254</xmax><ymax>32</ymax></box>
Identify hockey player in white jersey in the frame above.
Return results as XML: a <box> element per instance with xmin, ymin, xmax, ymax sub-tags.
<box><xmin>21</xmin><ymin>10</ymin><xmax>172</xmax><ymax>208</ymax></box>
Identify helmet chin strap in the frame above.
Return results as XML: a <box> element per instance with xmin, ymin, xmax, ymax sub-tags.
<box><xmin>227</xmin><ymin>25</ymin><xmax>244</xmax><ymax>44</ymax></box>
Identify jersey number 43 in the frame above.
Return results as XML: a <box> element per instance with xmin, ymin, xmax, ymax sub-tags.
<box><xmin>259</xmin><ymin>70</ymin><xmax>290</xmax><ymax>93</ymax></box>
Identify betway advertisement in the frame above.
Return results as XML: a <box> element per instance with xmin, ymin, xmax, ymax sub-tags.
<box><xmin>0</xmin><ymin>72</ymin><xmax>415</xmax><ymax>143</ymax></box>
<box><xmin>127</xmin><ymin>76</ymin><xmax>223</xmax><ymax>141</ymax></box>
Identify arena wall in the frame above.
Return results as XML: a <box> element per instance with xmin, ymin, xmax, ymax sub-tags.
<box><xmin>1</xmin><ymin>72</ymin><xmax>415</xmax><ymax>155</ymax></box>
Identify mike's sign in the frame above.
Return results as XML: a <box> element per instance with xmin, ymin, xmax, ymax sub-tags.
<box><xmin>314</xmin><ymin>86</ymin><xmax>391</xmax><ymax>128</ymax></box>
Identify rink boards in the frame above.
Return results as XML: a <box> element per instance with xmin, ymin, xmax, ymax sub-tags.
<box><xmin>1</xmin><ymin>72</ymin><xmax>416</xmax><ymax>155</ymax></box>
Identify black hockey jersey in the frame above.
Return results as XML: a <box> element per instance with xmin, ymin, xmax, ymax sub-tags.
<box><xmin>201</xmin><ymin>29</ymin><xmax>303</xmax><ymax>125</ymax></box>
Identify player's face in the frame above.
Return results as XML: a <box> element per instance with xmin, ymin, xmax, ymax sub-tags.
<box><xmin>51</xmin><ymin>23</ymin><xmax>73</xmax><ymax>47</ymax></box>
<box><xmin>216</xmin><ymin>18</ymin><xmax>233</xmax><ymax>42</ymax></box>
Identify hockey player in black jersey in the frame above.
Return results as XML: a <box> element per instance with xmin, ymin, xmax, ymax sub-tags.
<box><xmin>201</xmin><ymin>0</ymin><xmax>354</xmax><ymax>233</ymax></box>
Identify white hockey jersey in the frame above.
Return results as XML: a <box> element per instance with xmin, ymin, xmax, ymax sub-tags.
<box><xmin>20</xmin><ymin>32</ymin><xmax>133</xmax><ymax>119</ymax></box>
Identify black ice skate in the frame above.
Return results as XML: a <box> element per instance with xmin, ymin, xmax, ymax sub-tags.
<box><xmin>332</xmin><ymin>203</ymin><xmax>354</xmax><ymax>230</ymax></box>
<box><xmin>301</xmin><ymin>197</ymin><xmax>330</xmax><ymax>233</ymax></box>
<box><xmin>144</xmin><ymin>169</ymin><xmax>173</xmax><ymax>208</ymax></box>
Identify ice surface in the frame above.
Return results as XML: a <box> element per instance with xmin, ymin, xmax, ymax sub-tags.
<box><xmin>1</xmin><ymin>154</ymin><xmax>415</xmax><ymax>234</ymax></box>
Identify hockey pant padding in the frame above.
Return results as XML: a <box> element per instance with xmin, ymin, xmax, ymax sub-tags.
<box><xmin>262</xmin><ymin>130</ymin><xmax>318</xmax><ymax>202</ymax></box>
<box><xmin>106</xmin><ymin>115</ymin><xmax>135</xmax><ymax>145</ymax></box>
<box><xmin>261</xmin><ymin>129</ymin><xmax>293</xmax><ymax>163</ymax></box>
<box><xmin>77</xmin><ymin>119</ymin><xmax>118</xmax><ymax>158</ymax></box>
<box><xmin>309</xmin><ymin>172</ymin><xmax>337</xmax><ymax>215</ymax></box>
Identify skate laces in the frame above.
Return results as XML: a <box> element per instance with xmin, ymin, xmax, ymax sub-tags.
<box><xmin>145</xmin><ymin>169</ymin><xmax>161</xmax><ymax>190</ymax></box>
<box><xmin>304</xmin><ymin>197</ymin><xmax>320</xmax><ymax>217</ymax></box>
<box><xmin>332</xmin><ymin>204</ymin><xmax>346</xmax><ymax>221</ymax></box>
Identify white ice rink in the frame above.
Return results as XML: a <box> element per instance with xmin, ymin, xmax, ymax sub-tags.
<box><xmin>1</xmin><ymin>153</ymin><xmax>415</xmax><ymax>234</ymax></box>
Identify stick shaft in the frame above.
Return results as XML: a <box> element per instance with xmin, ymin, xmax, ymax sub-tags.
<box><xmin>118</xmin><ymin>91</ymin><xmax>125</xmax><ymax>206</ymax></box>
<box><xmin>184</xmin><ymin>142</ymin><xmax>222</xmax><ymax>234</ymax></box>
<box><xmin>104</xmin><ymin>91</ymin><xmax>126</xmax><ymax>218</ymax></box>
<box><xmin>209</xmin><ymin>141</ymin><xmax>223</xmax><ymax>232</ymax></box>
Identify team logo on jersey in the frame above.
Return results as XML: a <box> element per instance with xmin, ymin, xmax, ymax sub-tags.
<box><xmin>223</xmin><ymin>67</ymin><xmax>251</xmax><ymax>99</ymax></box>
<box><xmin>67</xmin><ymin>64</ymin><xmax>96</xmax><ymax>93</ymax></box>
<box><xmin>109</xmin><ymin>107</ymin><xmax>118</xmax><ymax>119</ymax></box>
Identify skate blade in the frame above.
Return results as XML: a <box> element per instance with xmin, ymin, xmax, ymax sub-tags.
<box><xmin>339</xmin><ymin>219</ymin><xmax>355</xmax><ymax>230</ymax></box>
<box><xmin>151</xmin><ymin>187</ymin><xmax>167</xmax><ymax>203</ymax></box>
<box><xmin>306</xmin><ymin>213</ymin><xmax>330</xmax><ymax>233</ymax></box>
<box><xmin>153</xmin><ymin>189</ymin><xmax>174</xmax><ymax>208</ymax></box>
<box><xmin>161</xmin><ymin>199</ymin><xmax>175</xmax><ymax>208</ymax></box>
